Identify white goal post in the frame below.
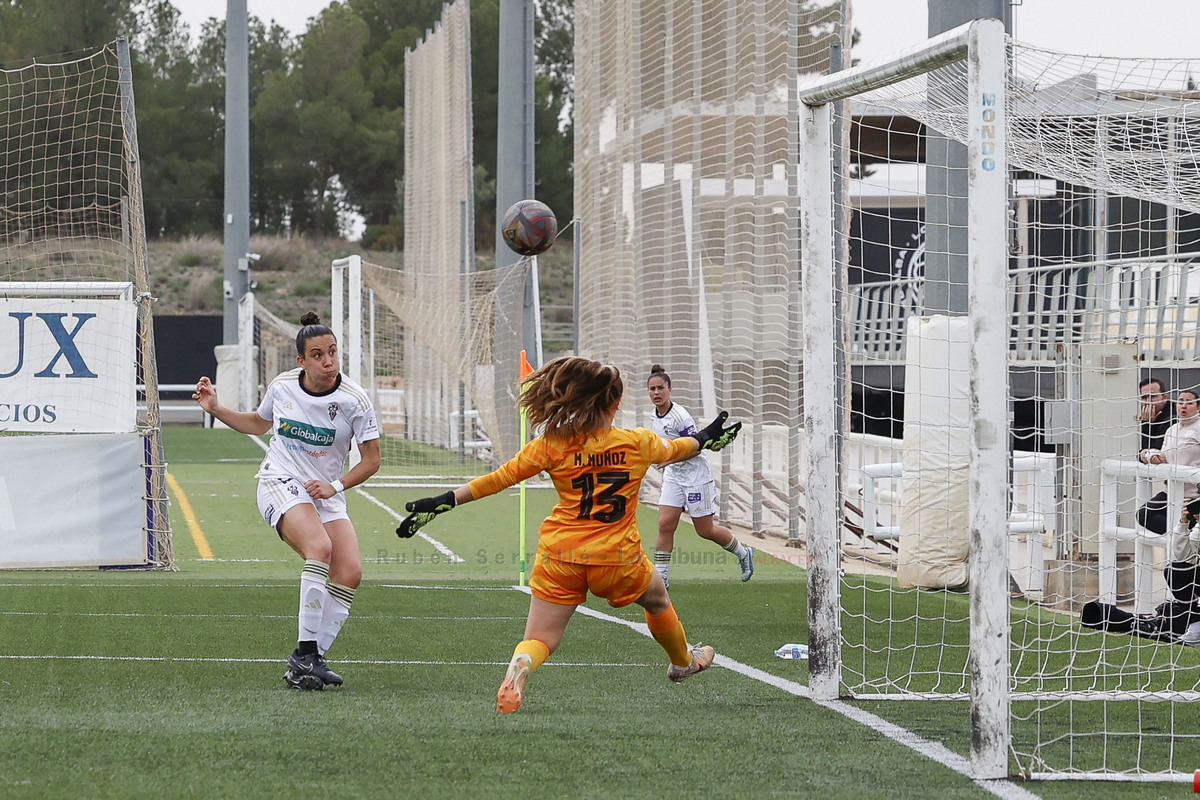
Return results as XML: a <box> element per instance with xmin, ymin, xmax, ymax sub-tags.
<box><xmin>800</xmin><ymin>18</ymin><xmax>1011</xmax><ymax>779</ymax></box>
<box><xmin>800</xmin><ymin>15</ymin><xmax>1200</xmax><ymax>782</ymax></box>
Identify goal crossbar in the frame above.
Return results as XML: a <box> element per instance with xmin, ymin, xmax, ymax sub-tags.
<box><xmin>798</xmin><ymin>20</ymin><xmax>975</xmax><ymax>107</ymax></box>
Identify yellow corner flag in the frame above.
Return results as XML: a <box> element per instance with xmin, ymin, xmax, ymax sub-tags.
<box><xmin>518</xmin><ymin>350</ymin><xmax>533</xmax><ymax>586</ymax></box>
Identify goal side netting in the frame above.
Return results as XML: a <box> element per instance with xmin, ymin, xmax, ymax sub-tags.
<box><xmin>0</xmin><ymin>40</ymin><xmax>171</xmax><ymax>569</ymax></box>
<box><xmin>331</xmin><ymin>0</ymin><xmax>534</xmax><ymax>485</ymax></box>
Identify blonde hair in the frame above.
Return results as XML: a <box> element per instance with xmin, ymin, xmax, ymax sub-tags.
<box><xmin>520</xmin><ymin>356</ymin><xmax>623</xmax><ymax>442</ymax></box>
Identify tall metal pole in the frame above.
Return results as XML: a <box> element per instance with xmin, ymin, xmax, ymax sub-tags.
<box><xmin>924</xmin><ymin>0</ymin><xmax>1011</xmax><ymax>316</ymax></box>
<box><xmin>495</xmin><ymin>0</ymin><xmax>538</xmax><ymax>364</ymax></box>
<box><xmin>223</xmin><ymin>0</ymin><xmax>251</xmax><ymax>344</ymax></box>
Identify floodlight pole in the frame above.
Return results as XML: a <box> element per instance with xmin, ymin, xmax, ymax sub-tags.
<box><xmin>495</xmin><ymin>0</ymin><xmax>540</xmax><ymax>367</ymax></box>
<box><xmin>223</xmin><ymin>0</ymin><xmax>251</xmax><ymax>345</ymax></box>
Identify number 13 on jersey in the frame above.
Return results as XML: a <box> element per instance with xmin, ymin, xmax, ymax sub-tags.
<box><xmin>571</xmin><ymin>471</ymin><xmax>630</xmax><ymax>522</ymax></box>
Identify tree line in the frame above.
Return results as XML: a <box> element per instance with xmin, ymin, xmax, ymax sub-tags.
<box><xmin>0</xmin><ymin>0</ymin><xmax>574</xmax><ymax>247</ymax></box>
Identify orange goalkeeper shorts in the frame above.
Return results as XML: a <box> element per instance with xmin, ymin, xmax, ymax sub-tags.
<box><xmin>529</xmin><ymin>552</ymin><xmax>654</xmax><ymax>608</ymax></box>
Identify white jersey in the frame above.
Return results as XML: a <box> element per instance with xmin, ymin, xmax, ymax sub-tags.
<box><xmin>652</xmin><ymin>402</ymin><xmax>713</xmax><ymax>487</ymax></box>
<box><xmin>255</xmin><ymin>368</ymin><xmax>379</xmax><ymax>484</ymax></box>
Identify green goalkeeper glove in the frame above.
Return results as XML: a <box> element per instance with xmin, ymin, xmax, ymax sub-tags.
<box><xmin>396</xmin><ymin>490</ymin><xmax>457</xmax><ymax>538</ymax></box>
<box><xmin>691</xmin><ymin>411</ymin><xmax>742</xmax><ymax>452</ymax></box>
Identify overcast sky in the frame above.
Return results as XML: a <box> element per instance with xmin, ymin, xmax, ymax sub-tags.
<box><xmin>171</xmin><ymin>0</ymin><xmax>1200</xmax><ymax>63</ymax></box>
<box><xmin>851</xmin><ymin>0</ymin><xmax>1200</xmax><ymax>63</ymax></box>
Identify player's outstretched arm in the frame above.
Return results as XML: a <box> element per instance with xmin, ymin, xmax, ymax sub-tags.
<box><xmin>396</xmin><ymin>486</ymin><xmax>474</xmax><ymax>538</ymax></box>
<box><xmin>191</xmin><ymin>376</ymin><xmax>271</xmax><ymax>435</ymax></box>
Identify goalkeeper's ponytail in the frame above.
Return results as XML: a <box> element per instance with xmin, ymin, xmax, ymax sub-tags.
<box><xmin>521</xmin><ymin>356</ymin><xmax>623</xmax><ymax>442</ymax></box>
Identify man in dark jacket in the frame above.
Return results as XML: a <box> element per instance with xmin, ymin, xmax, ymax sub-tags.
<box><xmin>1139</xmin><ymin>375</ymin><xmax>1174</xmax><ymax>452</ymax></box>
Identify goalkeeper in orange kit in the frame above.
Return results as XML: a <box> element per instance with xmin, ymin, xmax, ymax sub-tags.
<box><xmin>397</xmin><ymin>356</ymin><xmax>741</xmax><ymax>713</ymax></box>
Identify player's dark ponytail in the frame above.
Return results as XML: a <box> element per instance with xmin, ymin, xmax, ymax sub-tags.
<box><xmin>296</xmin><ymin>312</ymin><xmax>335</xmax><ymax>355</ymax></box>
<box><xmin>648</xmin><ymin>364</ymin><xmax>671</xmax><ymax>387</ymax></box>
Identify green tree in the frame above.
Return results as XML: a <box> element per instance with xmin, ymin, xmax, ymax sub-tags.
<box><xmin>195</xmin><ymin>16</ymin><xmax>301</xmax><ymax>235</ymax></box>
<box><xmin>532</xmin><ymin>0</ymin><xmax>574</xmax><ymax>229</ymax></box>
<box><xmin>132</xmin><ymin>1</ymin><xmax>223</xmax><ymax>235</ymax></box>
<box><xmin>254</xmin><ymin>4</ymin><xmax>400</xmax><ymax>238</ymax></box>
<box><xmin>0</xmin><ymin>0</ymin><xmax>137</xmax><ymax>64</ymax></box>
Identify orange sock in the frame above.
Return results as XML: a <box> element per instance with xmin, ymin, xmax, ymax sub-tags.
<box><xmin>645</xmin><ymin>605</ymin><xmax>691</xmax><ymax>667</ymax></box>
<box><xmin>513</xmin><ymin>639</ymin><xmax>551</xmax><ymax>671</ymax></box>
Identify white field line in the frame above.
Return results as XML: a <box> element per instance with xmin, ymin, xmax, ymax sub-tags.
<box><xmin>3</xmin><ymin>577</ymin><xmax>1037</xmax><ymax>797</ymax></box>
<box><xmin>0</xmin><ymin>582</ymin><xmax>520</xmax><ymax>589</ymax></box>
<box><xmin>550</xmin><ymin>587</ymin><xmax>1042</xmax><ymax>800</ymax></box>
<box><xmin>0</xmin><ymin>655</ymin><xmax>654</xmax><ymax>667</ymax></box>
<box><xmin>354</xmin><ymin>487</ymin><xmax>465</xmax><ymax>563</ymax></box>
<box><xmin>242</xmin><ymin>432</ymin><xmax>464</xmax><ymax>563</ymax></box>
<box><xmin>0</xmin><ymin>611</ymin><xmax>524</xmax><ymax>620</ymax></box>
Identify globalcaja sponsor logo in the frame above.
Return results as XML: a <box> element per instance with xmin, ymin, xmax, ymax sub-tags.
<box><xmin>277</xmin><ymin>418</ymin><xmax>336</xmax><ymax>446</ymax></box>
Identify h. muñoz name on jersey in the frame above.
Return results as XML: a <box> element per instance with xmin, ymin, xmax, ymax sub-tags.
<box><xmin>573</xmin><ymin>451</ymin><xmax>626</xmax><ymax>467</ymax></box>
<box><xmin>278</xmin><ymin>418</ymin><xmax>336</xmax><ymax>447</ymax></box>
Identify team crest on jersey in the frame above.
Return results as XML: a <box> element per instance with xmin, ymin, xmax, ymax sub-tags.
<box><xmin>328</xmin><ymin>402</ymin><xmax>339</xmax><ymax>421</ymax></box>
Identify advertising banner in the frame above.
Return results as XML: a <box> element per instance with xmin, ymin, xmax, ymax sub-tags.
<box><xmin>0</xmin><ymin>433</ymin><xmax>147</xmax><ymax>567</ymax></box>
<box><xmin>0</xmin><ymin>295</ymin><xmax>137</xmax><ymax>432</ymax></box>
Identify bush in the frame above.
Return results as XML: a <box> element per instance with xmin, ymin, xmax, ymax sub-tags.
<box><xmin>360</xmin><ymin>224</ymin><xmax>402</xmax><ymax>251</ymax></box>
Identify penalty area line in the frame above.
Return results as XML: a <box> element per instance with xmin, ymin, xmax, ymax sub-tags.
<box><xmin>524</xmin><ymin>586</ymin><xmax>1041</xmax><ymax>800</ymax></box>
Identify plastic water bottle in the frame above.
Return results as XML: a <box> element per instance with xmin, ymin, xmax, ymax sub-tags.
<box><xmin>774</xmin><ymin>643</ymin><xmax>809</xmax><ymax>660</ymax></box>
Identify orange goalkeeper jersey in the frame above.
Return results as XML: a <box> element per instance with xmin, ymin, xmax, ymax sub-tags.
<box><xmin>467</xmin><ymin>427</ymin><xmax>696</xmax><ymax>565</ymax></box>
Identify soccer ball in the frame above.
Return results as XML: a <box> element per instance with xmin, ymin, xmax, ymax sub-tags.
<box><xmin>501</xmin><ymin>199</ymin><xmax>557</xmax><ymax>256</ymax></box>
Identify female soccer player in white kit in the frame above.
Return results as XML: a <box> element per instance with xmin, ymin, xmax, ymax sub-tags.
<box><xmin>646</xmin><ymin>365</ymin><xmax>753</xmax><ymax>587</ymax></box>
<box><xmin>193</xmin><ymin>312</ymin><xmax>380</xmax><ymax>690</ymax></box>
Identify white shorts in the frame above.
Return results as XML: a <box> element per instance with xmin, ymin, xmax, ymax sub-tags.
<box><xmin>257</xmin><ymin>475</ymin><xmax>349</xmax><ymax>531</ymax></box>
<box><xmin>659</xmin><ymin>479</ymin><xmax>716</xmax><ymax>519</ymax></box>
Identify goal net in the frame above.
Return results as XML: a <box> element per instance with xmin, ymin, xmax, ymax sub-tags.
<box><xmin>332</xmin><ymin>0</ymin><xmax>531</xmax><ymax>484</ymax></box>
<box><xmin>801</xmin><ymin>19</ymin><xmax>1200</xmax><ymax>781</ymax></box>
<box><xmin>0</xmin><ymin>40</ymin><xmax>171</xmax><ymax>569</ymax></box>
<box><xmin>573</xmin><ymin>0</ymin><xmax>843</xmax><ymax>537</ymax></box>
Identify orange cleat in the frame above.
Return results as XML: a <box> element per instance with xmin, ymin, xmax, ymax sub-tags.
<box><xmin>667</xmin><ymin>643</ymin><xmax>715</xmax><ymax>683</ymax></box>
<box><xmin>496</xmin><ymin>652</ymin><xmax>533</xmax><ymax>713</ymax></box>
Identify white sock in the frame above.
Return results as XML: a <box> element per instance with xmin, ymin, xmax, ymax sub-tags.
<box><xmin>298</xmin><ymin>559</ymin><xmax>330</xmax><ymax>644</ymax></box>
<box><xmin>722</xmin><ymin>537</ymin><xmax>749</xmax><ymax>560</ymax></box>
<box><xmin>653</xmin><ymin>549</ymin><xmax>672</xmax><ymax>578</ymax></box>
<box><xmin>318</xmin><ymin>582</ymin><xmax>355</xmax><ymax>655</ymax></box>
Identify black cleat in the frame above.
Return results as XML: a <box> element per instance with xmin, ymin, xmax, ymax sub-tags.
<box><xmin>284</xmin><ymin>666</ymin><xmax>324</xmax><ymax>691</ymax></box>
<box><xmin>312</xmin><ymin>653</ymin><xmax>343</xmax><ymax>686</ymax></box>
<box><xmin>285</xmin><ymin>651</ymin><xmax>343</xmax><ymax>689</ymax></box>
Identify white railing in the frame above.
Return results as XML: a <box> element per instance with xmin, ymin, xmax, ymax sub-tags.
<box><xmin>138</xmin><ymin>383</ymin><xmax>211</xmax><ymax>426</ymax></box>
<box><xmin>1097</xmin><ymin>458</ymin><xmax>1200</xmax><ymax>613</ymax></box>
<box><xmin>857</xmin><ymin>452</ymin><xmax>1055</xmax><ymax>593</ymax></box>
<box><xmin>850</xmin><ymin>253</ymin><xmax>1200</xmax><ymax>364</ymax></box>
